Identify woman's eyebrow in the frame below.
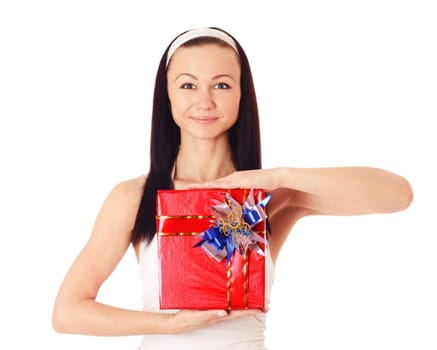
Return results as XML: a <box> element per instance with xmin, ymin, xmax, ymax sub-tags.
<box><xmin>174</xmin><ymin>73</ymin><xmax>197</xmax><ymax>82</ymax></box>
<box><xmin>174</xmin><ymin>73</ymin><xmax>236</xmax><ymax>82</ymax></box>
<box><xmin>212</xmin><ymin>74</ymin><xmax>236</xmax><ymax>81</ymax></box>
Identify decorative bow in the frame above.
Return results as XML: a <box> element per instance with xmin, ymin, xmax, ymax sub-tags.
<box><xmin>193</xmin><ymin>189</ymin><xmax>271</xmax><ymax>263</ymax></box>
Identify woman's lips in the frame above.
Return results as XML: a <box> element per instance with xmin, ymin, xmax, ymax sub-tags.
<box><xmin>190</xmin><ymin>116</ymin><xmax>219</xmax><ymax>124</ymax></box>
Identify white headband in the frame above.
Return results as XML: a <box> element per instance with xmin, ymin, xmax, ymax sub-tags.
<box><xmin>166</xmin><ymin>28</ymin><xmax>239</xmax><ymax>67</ymax></box>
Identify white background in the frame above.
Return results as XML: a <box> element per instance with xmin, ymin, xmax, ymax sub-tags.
<box><xmin>1</xmin><ymin>1</ymin><xmax>436</xmax><ymax>349</ymax></box>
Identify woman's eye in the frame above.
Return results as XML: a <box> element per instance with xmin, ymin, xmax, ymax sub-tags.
<box><xmin>180</xmin><ymin>83</ymin><xmax>195</xmax><ymax>89</ymax></box>
<box><xmin>215</xmin><ymin>82</ymin><xmax>230</xmax><ymax>89</ymax></box>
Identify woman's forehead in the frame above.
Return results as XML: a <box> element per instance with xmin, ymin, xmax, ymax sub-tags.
<box><xmin>167</xmin><ymin>43</ymin><xmax>240</xmax><ymax>73</ymax></box>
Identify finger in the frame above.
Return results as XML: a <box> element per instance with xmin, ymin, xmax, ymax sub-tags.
<box><xmin>222</xmin><ymin>309</ymin><xmax>263</xmax><ymax>321</ymax></box>
<box><xmin>181</xmin><ymin>309</ymin><xmax>228</xmax><ymax>322</ymax></box>
<box><xmin>211</xmin><ymin>310</ymin><xmax>228</xmax><ymax>318</ymax></box>
<box><xmin>228</xmin><ymin>309</ymin><xmax>263</xmax><ymax>316</ymax></box>
<box><xmin>195</xmin><ymin>310</ymin><xmax>229</xmax><ymax>326</ymax></box>
<box><xmin>186</xmin><ymin>182</ymin><xmax>211</xmax><ymax>189</ymax></box>
<box><xmin>200</xmin><ymin>309</ymin><xmax>261</xmax><ymax>325</ymax></box>
<box><xmin>187</xmin><ymin>181</ymin><xmax>226</xmax><ymax>189</ymax></box>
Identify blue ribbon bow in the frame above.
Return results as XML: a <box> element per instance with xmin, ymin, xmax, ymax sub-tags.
<box><xmin>194</xmin><ymin>189</ymin><xmax>271</xmax><ymax>263</ymax></box>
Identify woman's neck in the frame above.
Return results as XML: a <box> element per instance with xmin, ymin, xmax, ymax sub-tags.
<box><xmin>174</xmin><ymin>137</ymin><xmax>235</xmax><ymax>182</ymax></box>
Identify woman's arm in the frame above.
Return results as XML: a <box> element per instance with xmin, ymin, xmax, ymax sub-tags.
<box><xmin>51</xmin><ymin>177</ymin><xmax>160</xmax><ymax>335</ymax></box>
<box><xmin>52</xmin><ymin>177</ymin><xmax>259</xmax><ymax>336</ymax></box>
<box><xmin>188</xmin><ymin>167</ymin><xmax>413</xmax><ymax>262</ymax></box>
<box><xmin>189</xmin><ymin>166</ymin><xmax>413</xmax><ymax>216</ymax></box>
<box><xmin>273</xmin><ymin>166</ymin><xmax>413</xmax><ymax>215</ymax></box>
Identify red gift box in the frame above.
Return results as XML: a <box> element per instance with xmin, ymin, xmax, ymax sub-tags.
<box><xmin>156</xmin><ymin>188</ymin><xmax>268</xmax><ymax>310</ymax></box>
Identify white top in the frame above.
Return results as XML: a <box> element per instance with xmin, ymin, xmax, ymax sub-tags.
<box><xmin>137</xmin><ymin>235</ymin><xmax>275</xmax><ymax>350</ymax></box>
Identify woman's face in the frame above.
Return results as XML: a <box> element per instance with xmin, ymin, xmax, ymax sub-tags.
<box><xmin>166</xmin><ymin>43</ymin><xmax>241</xmax><ymax>141</ymax></box>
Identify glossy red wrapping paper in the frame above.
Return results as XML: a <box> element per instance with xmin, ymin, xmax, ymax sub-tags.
<box><xmin>156</xmin><ymin>188</ymin><xmax>267</xmax><ymax>310</ymax></box>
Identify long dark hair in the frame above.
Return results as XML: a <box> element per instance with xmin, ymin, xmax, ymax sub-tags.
<box><xmin>131</xmin><ymin>28</ymin><xmax>262</xmax><ymax>246</ymax></box>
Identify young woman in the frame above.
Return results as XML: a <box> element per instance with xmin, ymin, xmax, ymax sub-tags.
<box><xmin>52</xmin><ymin>27</ymin><xmax>413</xmax><ymax>349</ymax></box>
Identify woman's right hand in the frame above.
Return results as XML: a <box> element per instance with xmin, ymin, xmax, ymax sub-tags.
<box><xmin>168</xmin><ymin>309</ymin><xmax>264</xmax><ymax>334</ymax></box>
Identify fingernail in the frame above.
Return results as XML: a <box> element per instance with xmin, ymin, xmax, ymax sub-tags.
<box><xmin>216</xmin><ymin>310</ymin><xmax>227</xmax><ymax>317</ymax></box>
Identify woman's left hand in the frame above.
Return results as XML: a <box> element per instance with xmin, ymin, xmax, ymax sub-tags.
<box><xmin>187</xmin><ymin>168</ymin><xmax>282</xmax><ymax>191</ymax></box>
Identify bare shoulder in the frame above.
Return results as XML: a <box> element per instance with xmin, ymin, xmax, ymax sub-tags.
<box><xmin>113</xmin><ymin>174</ymin><xmax>147</xmax><ymax>197</ymax></box>
<box><xmin>101</xmin><ymin>174</ymin><xmax>147</xmax><ymax>216</ymax></box>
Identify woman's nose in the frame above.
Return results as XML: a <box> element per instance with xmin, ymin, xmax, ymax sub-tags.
<box><xmin>196</xmin><ymin>88</ymin><xmax>216</xmax><ymax>110</ymax></box>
